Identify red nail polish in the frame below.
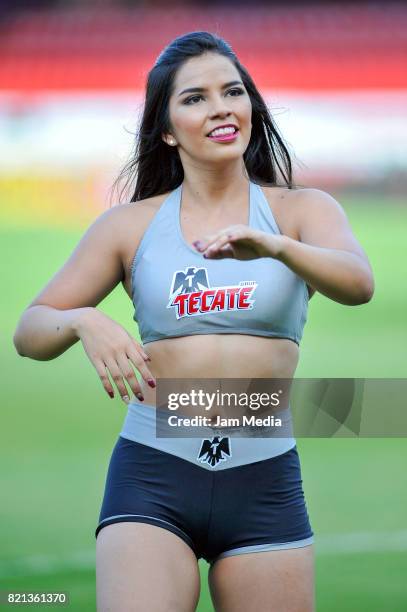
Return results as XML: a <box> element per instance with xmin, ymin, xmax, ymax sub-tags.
<box><xmin>148</xmin><ymin>379</ymin><xmax>156</xmax><ymax>388</ymax></box>
<box><xmin>137</xmin><ymin>394</ymin><xmax>144</xmax><ymax>401</ymax></box>
<box><xmin>108</xmin><ymin>391</ymin><xmax>114</xmax><ymax>398</ymax></box>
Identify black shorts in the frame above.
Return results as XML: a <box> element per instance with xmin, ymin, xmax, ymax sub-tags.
<box><xmin>95</xmin><ymin>435</ymin><xmax>314</xmax><ymax>565</ymax></box>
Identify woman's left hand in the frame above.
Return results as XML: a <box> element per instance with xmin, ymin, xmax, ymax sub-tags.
<box><xmin>192</xmin><ymin>225</ymin><xmax>284</xmax><ymax>261</ymax></box>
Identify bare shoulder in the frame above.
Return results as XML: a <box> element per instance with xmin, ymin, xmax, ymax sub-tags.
<box><xmin>261</xmin><ymin>184</ymin><xmax>341</xmax><ymax>210</ymax></box>
<box><xmin>260</xmin><ymin>184</ymin><xmax>306</xmax><ymax>241</ymax></box>
<box><xmin>104</xmin><ymin>191</ymin><xmax>171</xmax><ymax>256</ymax></box>
<box><xmin>107</xmin><ymin>191</ymin><xmax>169</xmax><ymax>224</ymax></box>
<box><xmin>260</xmin><ymin>185</ymin><xmax>344</xmax><ymax>240</ymax></box>
<box><xmin>289</xmin><ymin>186</ymin><xmax>345</xmax><ymax>210</ymax></box>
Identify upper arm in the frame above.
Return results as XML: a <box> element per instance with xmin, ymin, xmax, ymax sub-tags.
<box><xmin>296</xmin><ymin>188</ymin><xmax>370</xmax><ymax>264</ymax></box>
<box><xmin>27</xmin><ymin>207</ymin><xmax>126</xmax><ymax>311</ymax></box>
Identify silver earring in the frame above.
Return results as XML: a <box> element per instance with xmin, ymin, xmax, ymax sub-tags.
<box><xmin>169</xmin><ymin>138</ymin><xmax>176</xmax><ymax>145</ymax></box>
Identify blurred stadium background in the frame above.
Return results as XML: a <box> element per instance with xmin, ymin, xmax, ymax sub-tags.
<box><xmin>1</xmin><ymin>1</ymin><xmax>406</xmax><ymax>610</ymax></box>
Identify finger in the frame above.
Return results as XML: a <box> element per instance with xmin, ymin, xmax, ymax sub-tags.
<box><xmin>104</xmin><ymin>359</ymin><xmax>132</xmax><ymax>404</ymax></box>
<box><xmin>192</xmin><ymin>229</ymin><xmax>227</xmax><ymax>252</ymax></box>
<box><xmin>192</xmin><ymin>238</ymin><xmax>212</xmax><ymax>252</ymax></box>
<box><xmin>129</xmin><ymin>337</ymin><xmax>151</xmax><ymax>362</ymax></box>
<box><xmin>93</xmin><ymin>358</ymin><xmax>115</xmax><ymax>399</ymax></box>
<box><xmin>126</xmin><ymin>345</ymin><xmax>156</xmax><ymax>388</ymax></box>
<box><xmin>225</xmin><ymin>227</ymin><xmax>250</xmax><ymax>242</ymax></box>
<box><xmin>203</xmin><ymin>233</ymin><xmax>233</xmax><ymax>257</ymax></box>
<box><xmin>205</xmin><ymin>246</ymin><xmax>235</xmax><ymax>259</ymax></box>
<box><xmin>193</xmin><ymin>224</ymin><xmax>247</xmax><ymax>253</ymax></box>
<box><xmin>116</xmin><ymin>350</ymin><xmax>156</xmax><ymax>401</ymax></box>
<box><xmin>115</xmin><ymin>353</ymin><xmax>144</xmax><ymax>400</ymax></box>
<box><xmin>211</xmin><ymin>245</ymin><xmax>236</xmax><ymax>259</ymax></box>
<box><xmin>137</xmin><ymin>341</ymin><xmax>151</xmax><ymax>362</ymax></box>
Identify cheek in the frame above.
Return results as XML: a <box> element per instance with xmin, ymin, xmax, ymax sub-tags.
<box><xmin>240</xmin><ymin>100</ymin><xmax>252</xmax><ymax>123</ymax></box>
<box><xmin>243</xmin><ymin>108</ymin><xmax>253</xmax><ymax>137</ymax></box>
<box><xmin>173</xmin><ymin>108</ymin><xmax>204</xmax><ymax>136</ymax></box>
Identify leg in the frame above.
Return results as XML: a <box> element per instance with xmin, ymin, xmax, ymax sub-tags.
<box><xmin>96</xmin><ymin>522</ymin><xmax>200</xmax><ymax>612</ymax></box>
<box><xmin>208</xmin><ymin>544</ymin><xmax>315</xmax><ymax>612</ymax></box>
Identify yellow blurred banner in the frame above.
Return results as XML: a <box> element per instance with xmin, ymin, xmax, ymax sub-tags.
<box><xmin>0</xmin><ymin>171</ymin><xmax>110</xmax><ymax>229</ymax></box>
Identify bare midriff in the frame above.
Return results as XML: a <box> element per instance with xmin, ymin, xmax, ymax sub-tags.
<box><xmin>134</xmin><ymin>334</ymin><xmax>299</xmax><ymax>416</ymax></box>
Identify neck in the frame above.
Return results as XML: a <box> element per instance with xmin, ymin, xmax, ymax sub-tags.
<box><xmin>181</xmin><ymin>162</ymin><xmax>250</xmax><ymax>211</ymax></box>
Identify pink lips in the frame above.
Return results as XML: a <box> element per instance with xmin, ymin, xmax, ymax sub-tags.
<box><xmin>207</xmin><ymin>130</ymin><xmax>239</xmax><ymax>142</ymax></box>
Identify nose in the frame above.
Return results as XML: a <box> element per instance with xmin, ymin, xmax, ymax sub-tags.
<box><xmin>208</xmin><ymin>95</ymin><xmax>232</xmax><ymax>118</ymax></box>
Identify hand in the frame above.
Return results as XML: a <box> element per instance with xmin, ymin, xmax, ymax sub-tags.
<box><xmin>192</xmin><ymin>224</ymin><xmax>284</xmax><ymax>260</ymax></box>
<box><xmin>73</xmin><ymin>308</ymin><xmax>155</xmax><ymax>404</ymax></box>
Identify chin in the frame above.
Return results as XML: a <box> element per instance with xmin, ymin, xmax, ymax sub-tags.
<box><xmin>206</xmin><ymin>143</ymin><xmax>245</xmax><ymax>155</ymax></box>
<box><xmin>205</xmin><ymin>153</ymin><xmax>244</xmax><ymax>165</ymax></box>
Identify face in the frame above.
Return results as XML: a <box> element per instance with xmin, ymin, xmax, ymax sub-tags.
<box><xmin>164</xmin><ymin>52</ymin><xmax>252</xmax><ymax>164</ymax></box>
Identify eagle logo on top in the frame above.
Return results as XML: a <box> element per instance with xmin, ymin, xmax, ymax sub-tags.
<box><xmin>167</xmin><ymin>266</ymin><xmax>257</xmax><ymax>319</ymax></box>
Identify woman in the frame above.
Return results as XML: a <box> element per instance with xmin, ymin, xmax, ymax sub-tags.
<box><xmin>13</xmin><ymin>32</ymin><xmax>374</xmax><ymax>612</ymax></box>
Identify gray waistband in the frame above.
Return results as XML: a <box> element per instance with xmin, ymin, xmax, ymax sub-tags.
<box><xmin>119</xmin><ymin>402</ymin><xmax>296</xmax><ymax>471</ymax></box>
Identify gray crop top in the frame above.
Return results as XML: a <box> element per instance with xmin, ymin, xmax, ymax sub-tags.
<box><xmin>130</xmin><ymin>180</ymin><xmax>309</xmax><ymax>345</ymax></box>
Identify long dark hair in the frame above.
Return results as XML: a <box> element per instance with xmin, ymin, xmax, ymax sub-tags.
<box><xmin>110</xmin><ymin>31</ymin><xmax>299</xmax><ymax>204</ymax></box>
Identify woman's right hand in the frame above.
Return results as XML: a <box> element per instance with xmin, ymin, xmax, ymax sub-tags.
<box><xmin>73</xmin><ymin>307</ymin><xmax>155</xmax><ymax>404</ymax></box>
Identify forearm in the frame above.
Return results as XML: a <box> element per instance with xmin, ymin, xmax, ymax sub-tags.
<box><xmin>271</xmin><ymin>235</ymin><xmax>374</xmax><ymax>305</ymax></box>
<box><xmin>13</xmin><ymin>305</ymin><xmax>92</xmax><ymax>360</ymax></box>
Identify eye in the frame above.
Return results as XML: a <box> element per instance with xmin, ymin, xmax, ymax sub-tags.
<box><xmin>183</xmin><ymin>87</ymin><xmax>245</xmax><ymax>105</ymax></box>
<box><xmin>184</xmin><ymin>94</ymin><xmax>203</xmax><ymax>105</ymax></box>
<box><xmin>228</xmin><ymin>87</ymin><xmax>244</xmax><ymax>97</ymax></box>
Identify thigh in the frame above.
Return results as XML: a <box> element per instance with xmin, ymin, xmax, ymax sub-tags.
<box><xmin>96</xmin><ymin>522</ymin><xmax>200</xmax><ymax>612</ymax></box>
<box><xmin>208</xmin><ymin>545</ymin><xmax>315</xmax><ymax>612</ymax></box>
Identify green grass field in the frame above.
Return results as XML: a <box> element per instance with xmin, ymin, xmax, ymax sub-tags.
<box><xmin>1</xmin><ymin>196</ymin><xmax>406</xmax><ymax>610</ymax></box>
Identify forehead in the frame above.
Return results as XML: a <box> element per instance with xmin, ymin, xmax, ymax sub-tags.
<box><xmin>172</xmin><ymin>53</ymin><xmax>239</xmax><ymax>94</ymax></box>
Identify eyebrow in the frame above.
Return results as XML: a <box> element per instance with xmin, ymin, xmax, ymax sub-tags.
<box><xmin>178</xmin><ymin>80</ymin><xmax>244</xmax><ymax>97</ymax></box>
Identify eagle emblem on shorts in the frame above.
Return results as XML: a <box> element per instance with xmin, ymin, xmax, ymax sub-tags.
<box><xmin>197</xmin><ymin>436</ymin><xmax>231</xmax><ymax>468</ymax></box>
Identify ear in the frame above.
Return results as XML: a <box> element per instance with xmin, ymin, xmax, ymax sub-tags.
<box><xmin>162</xmin><ymin>134</ymin><xmax>177</xmax><ymax>146</ymax></box>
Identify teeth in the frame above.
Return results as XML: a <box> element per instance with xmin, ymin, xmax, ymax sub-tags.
<box><xmin>209</xmin><ymin>127</ymin><xmax>236</xmax><ymax>137</ymax></box>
